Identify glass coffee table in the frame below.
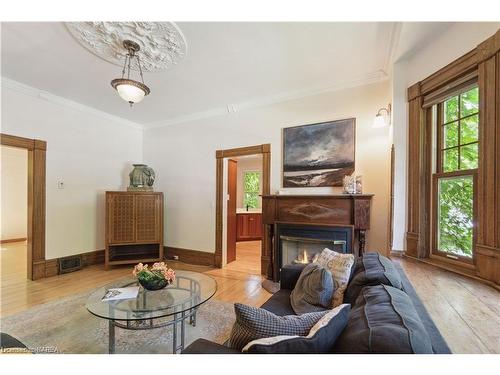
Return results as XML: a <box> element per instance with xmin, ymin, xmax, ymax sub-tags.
<box><xmin>86</xmin><ymin>270</ymin><xmax>217</xmax><ymax>354</ymax></box>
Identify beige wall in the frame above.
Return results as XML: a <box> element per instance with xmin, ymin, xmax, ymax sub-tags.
<box><xmin>0</xmin><ymin>145</ymin><xmax>28</xmax><ymax>240</ymax></box>
<box><xmin>235</xmin><ymin>155</ymin><xmax>263</xmax><ymax>209</ymax></box>
<box><xmin>144</xmin><ymin>81</ymin><xmax>392</xmax><ymax>255</ymax></box>
<box><xmin>1</xmin><ymin>81</ymin><xmax>143</xmax><ymax>259</ymax></box>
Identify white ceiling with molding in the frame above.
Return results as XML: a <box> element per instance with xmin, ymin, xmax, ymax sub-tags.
<box><xmin>1</xmin><ymin>22</ymin><xmax>454</xmax><ymax>127</ymax></box>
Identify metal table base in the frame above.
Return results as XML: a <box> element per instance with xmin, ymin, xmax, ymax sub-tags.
<box><xmin>108</xmin><ymin>307</ymin><xmax>198</xmax><ymax>354</ymax></box>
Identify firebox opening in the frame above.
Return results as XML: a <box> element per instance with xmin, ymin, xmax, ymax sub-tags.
<box><xmin>280</xmin><ymin>235</ymin><xmax>347</xmax><ymax>267</ymax></box>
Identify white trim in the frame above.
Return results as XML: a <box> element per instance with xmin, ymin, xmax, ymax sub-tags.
<box><xmin>1</xmin><ymin>77</ymin><xmax>144</xmax><ymax>130</ymax></box>
<box><xmin>384</xmin><ymin>22</ymin><xmax>403</xmax><ymax>75</ymax></box>
<box><xmin>146</xmin><ymin>70</ymin><xmax>389</xmax><ymax>128</ymax></box>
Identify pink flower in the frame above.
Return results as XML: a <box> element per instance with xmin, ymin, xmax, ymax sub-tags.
<box><xmin>132</xmin><ymin>262</ymin><xmax>147</xmax><ymax>277</ymax></box>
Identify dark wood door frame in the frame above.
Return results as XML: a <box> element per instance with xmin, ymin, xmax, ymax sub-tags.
<box><xmin>215</xmin><ymin>144</ymin><xmax>271</xmax><ymax>274</ymax></box>
<box><xmin>1</xmin><ymin>133</ymin><xmax>47</xmax><ymax>280</ymax></box>
<box><xmin>226</xmin><ymin>159</ymin><xmax>237</xmax><ymax>263</ymax></box>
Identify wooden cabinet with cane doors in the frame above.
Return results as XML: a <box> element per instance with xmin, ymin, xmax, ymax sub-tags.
<box><xmin>105</xmin><ymin>191</ymin><xmax>163</xmax><ymax>269</ymax></box>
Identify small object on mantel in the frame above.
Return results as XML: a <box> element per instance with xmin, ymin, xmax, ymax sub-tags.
<box><xmin>342</xmin><ymin>174</ymin><xmax>363</xmax><ymax>194</ymax></box>
<box><xmin>128</xmin><ymin>164</ymin><xmax>155</xmax><ymax>191</ymax></box>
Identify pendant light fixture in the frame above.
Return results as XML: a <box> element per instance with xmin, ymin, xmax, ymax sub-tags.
<box><xmin>111</xmin><ymin>40</ymin><xmax>150</xmax><ymax>106</ymax></box>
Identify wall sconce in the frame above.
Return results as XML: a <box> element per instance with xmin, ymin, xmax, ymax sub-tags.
<box><xmin>373</xmin><ymin>103</ymin><xmax>392</xmax><ymax>128</ymax></box>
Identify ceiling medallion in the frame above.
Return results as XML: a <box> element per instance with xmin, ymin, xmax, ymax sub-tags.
<box><xmin>65</xmin><ymin>22</ymin><xmax>187</xmax><ymax>72</ymax></box>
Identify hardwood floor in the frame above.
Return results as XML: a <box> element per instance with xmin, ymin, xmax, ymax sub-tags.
<box><xmin>0</xmin><ymin>241</ymin><xmax>271</xmax><ymax>319</ymax></box>
<box><xmin>1</xmin><ymin>241</ymin><xmax>499</xmax><ymax>353</ymax></box>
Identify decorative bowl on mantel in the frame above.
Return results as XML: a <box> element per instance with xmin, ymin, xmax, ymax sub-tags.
<box><xmin>133</xmin><ymin>262</ymin><xmax>176</xmax><ymax>291</ymax></box>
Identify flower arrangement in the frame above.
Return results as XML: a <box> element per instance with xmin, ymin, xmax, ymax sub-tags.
<box><xmin>133</xmin><ymin>262</ymin><xmax>176</xmax><ymax>291</ymax></box>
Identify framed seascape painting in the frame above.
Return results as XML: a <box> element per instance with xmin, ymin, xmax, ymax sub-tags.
<box><xmin>282</xmin><ymin>118</ymin><xmax>355</xmax><ymax>187</ymax></box>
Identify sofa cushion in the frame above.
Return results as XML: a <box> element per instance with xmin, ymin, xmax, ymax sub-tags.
<box><xmin>344</xmin><ymin>252</ymin><xmax>403</xmax><ymax>304</ymax></box>
<box><xmin>228</xmin><ymin>303</ymin><xmax>328</xmax><ymax>351</ymax></box>
<box><xmin>260</xmin><ymin>289</ymin><xmax>295</xmax><ymax>316</ymax></box>
<box><xmin>290</xmin><ymin>263</ymin><xmax>334</xmax><ymax>315</ymax></box>
<box><xmin>242</xmin><ymin>304</ymin><xmax>350</xmax><ymax>354</ymax></box>
<box><xmin>333</xmin><ymin>285</ymin><xmax>433</xmax><ymax>354</ymax></box>
<box><xmin>314</xmin><ymin>248</ymin><xmax>355</xmax><ymax>307</ymax></box>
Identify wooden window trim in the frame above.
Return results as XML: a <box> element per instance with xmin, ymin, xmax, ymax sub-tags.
<box><xmin>406</xmin><ymin>28</ymin><xmax>500</xmax><ymax>288</ymax></box>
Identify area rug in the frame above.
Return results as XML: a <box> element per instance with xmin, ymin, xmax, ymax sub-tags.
<box><xmin>1</xmin><ymin>290</ymin><xmax>235</xmax><ymax>354</ymax></box>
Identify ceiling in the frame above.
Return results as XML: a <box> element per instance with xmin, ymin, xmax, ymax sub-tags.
<box><xmin>1</xmin><ymin>22</ymin><xmax>454</xmax><ymax>127</ymax></box>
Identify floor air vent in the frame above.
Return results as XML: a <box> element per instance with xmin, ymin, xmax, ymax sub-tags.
<box><xmin>58</xmin><ymin>255</ymin><xmax>82</xmax><ymax>274</ymax></box>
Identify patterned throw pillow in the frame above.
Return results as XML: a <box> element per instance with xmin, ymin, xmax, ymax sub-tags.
<box><xmin>228</xmin><ymin>303</ymin><xmax>328</xmax><ymax>350</ymax></box>
<box><xmin>242</xmin><ymin>304</ymin><xmax>351</xmax><ymax>353</ymax></box>
<box><xmin>314</xmin><ymin>248</ymin><xmax>355</xmax><ymax>307</ymax></box>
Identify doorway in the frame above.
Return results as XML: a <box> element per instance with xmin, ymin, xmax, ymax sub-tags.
<box><xmin>215</xmin><ymin>144</ymin><xmax>270</xmax><ymax>276</ymax></box>
<box><xmin>0</xmin><ymin>133</ymin><xmax>47</xmax><ymax>280</ymax></box>
<box><xmin>226</xmin><ymin>154</ymin><xmax>264</xmax><ymax>273</ymax></box>
<box><xmin>1</xmin><ymin>145</ymin><xmax>28</xmax><ymax>279</ymax></box>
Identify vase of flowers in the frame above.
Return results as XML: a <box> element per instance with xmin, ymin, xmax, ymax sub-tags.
<box><xmin>133</xmin><ymin>262</ymin><xmax>176</xmax><ymax>291</ymax></box>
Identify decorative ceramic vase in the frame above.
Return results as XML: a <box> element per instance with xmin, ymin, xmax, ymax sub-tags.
<box><xmin>138</xmin><ymin>274</ymin><xmax>170</xmax><ymax>291</ymax></box>
<box><xmin>128</xmin><ymin>164</ymin><xmax>155</xmax><ymax>191</ymax></box>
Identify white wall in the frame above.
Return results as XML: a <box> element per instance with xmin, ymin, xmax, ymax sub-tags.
<box><xmin>144</xmin><ymin>81</ymin><xmax>392</xmax><ymax>255</ymax></box>
<box><xmin>0</xmin><ymin>146</ymin><xmax>28</xmax><ymax>240</ymax></box>
<box><xmin>235</xmin><ymin>155</ymin><xmax>263</xmax><ymax>209</ymax></box>
<box><xmin>391</xmin><ymin>22</ymin><xmax>500</xmax><ymax>251</ymax></box>
<box><xmin>1</xmin><ymin>81</ymin><xmax>143</xmax><ymax>259</ymax></box>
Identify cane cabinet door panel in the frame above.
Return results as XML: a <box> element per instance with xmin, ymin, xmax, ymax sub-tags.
<box><xmin>135</xmin><ymin>194</ymin><xmax>161</xmax><ymax>242</ymax></box>
<box><xmin>108</xmin><ymin>194</ymin><xmax>135</xmax><ymax>244</ymax></box>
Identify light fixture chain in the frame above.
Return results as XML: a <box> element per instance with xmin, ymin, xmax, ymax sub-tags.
<box><xmin>127</xmin><ymin>51</ymin><xmax>132</xmax><ymax>79</ymax></box>
<box><xmin>121</xmin><ymin>53</ymin><xmax>128</xmax><ymax>79</ymax></box>
<box><xmin>137</xmin><ymin>55</ymin><xmax>145</xmax><ymax>84</ymax></box>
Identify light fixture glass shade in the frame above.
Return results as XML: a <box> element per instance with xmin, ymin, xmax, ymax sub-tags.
<box><xmin>117</xmin><ymin>83</ymin><xmax>146</xmax><ymax>103</ymax></box>
<box><xmin>111</xmin><ymin>78</ymin><xmax>150</xmax><ymax>105</ymax></box>
<box><xmin>373</xmin><ymin>114</ymin><xmax>389</xmax><ymax>128</ymax></box>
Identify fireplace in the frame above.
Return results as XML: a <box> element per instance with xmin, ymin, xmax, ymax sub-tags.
<box><xmin>276</xmin><ymin>223</ymin><xmax>353</xmax><ymax>272</ymax></box>
<box><xmin>261</xmin><ymin>194</ymin><xmax>372</xmax><ymax>280</ymax></box>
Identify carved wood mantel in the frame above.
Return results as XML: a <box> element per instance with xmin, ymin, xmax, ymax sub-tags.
<box><xmin>261</xmin><ymin>194</ymin><xmax>373</xmax><ymax>280</ymax></box>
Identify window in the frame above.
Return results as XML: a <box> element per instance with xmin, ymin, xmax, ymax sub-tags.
<box><xmin>433</xmin><ymin>86</ymin><xmax>478</xmax><ymax>261</ymax></box>
<box><xmin>243</xmin><ymin>171</ymin><xmax>261</xmax><ymax>209</ymax></box>
<box><xmin>439</xmin><ymin>87</ymin><xmax>479</xmax><ymax>172</ymax></box>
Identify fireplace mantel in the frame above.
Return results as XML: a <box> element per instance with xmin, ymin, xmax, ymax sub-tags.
<box><xmin>261</xmin><ymin>194</ymin><xmax>373</xmax><ymax>280</ymax></box>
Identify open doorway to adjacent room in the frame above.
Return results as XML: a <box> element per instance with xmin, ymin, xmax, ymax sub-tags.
<box><xmin>215</xmin><ymin>144</ymin><xmax>270</xmax><ymax>276</ymax></box>
<box><xmin>1</xmin><ymin>145</ymin><xmax>28</xmax><ymax>279</ymax></box>
<box><xmin>226</xmin><ymin>154</ymin><xmax>263</xmax><ymax>274</ymax></box>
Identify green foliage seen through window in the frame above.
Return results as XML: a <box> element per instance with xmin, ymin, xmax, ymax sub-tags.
<box><xmin>437</xmin><ymin>86</ymin><xmax>478</xmax><ymax>258</ymax></box>
<box><xmin>243</xmin><ymin>171</ymin><xmax>261</xmax><ymax>209</ymax></box>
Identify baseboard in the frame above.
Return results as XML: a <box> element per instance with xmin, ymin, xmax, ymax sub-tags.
<box><xmin>0</xmin><ymin>237</ymin><xmax>27</xmax><ymax>244</ymax></box>
<box><xmin>81</xmin><ymin>249</ymin><xmax>105</xmax><ymax>266</ymax></box>
<box><xmin>164</xmin><ymin>246</ymin><xmax>215</xmax><ymax>267</ymax></box>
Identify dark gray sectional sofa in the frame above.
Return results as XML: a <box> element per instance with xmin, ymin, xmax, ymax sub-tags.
<box><xmin>183</xmin><ymin>253</ymin><xmax>451</xmax><ymax>354</ymax></box>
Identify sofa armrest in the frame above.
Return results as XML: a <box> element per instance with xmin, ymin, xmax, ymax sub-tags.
<box><xmin>182</xmin><ymin>339</ymin><xmax>240</xmax><ymax>354</ymax></box>
<box><xmin>280</xmin><ymin>264</ymin><xmax>306</xmax><ymax>290</ymax></box>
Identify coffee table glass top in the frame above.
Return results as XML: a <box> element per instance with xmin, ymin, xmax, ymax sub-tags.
<box><xmin>86</xmin><ymin>270</ymin><xmax>217</xmax><ymax>321</ymax></box>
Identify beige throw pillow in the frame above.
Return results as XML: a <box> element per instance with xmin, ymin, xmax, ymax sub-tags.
<box><xmin>314</xmin><ymin>248</ymin><xmax>354</xmax><ymax>307</ymax></box>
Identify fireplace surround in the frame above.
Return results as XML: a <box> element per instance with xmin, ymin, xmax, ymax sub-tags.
<box><xmin>261</xmin><ymin>194</ymin><xmax>372</xmax><ymax>280</ymax></box>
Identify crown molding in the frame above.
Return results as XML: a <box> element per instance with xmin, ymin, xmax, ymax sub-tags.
<box><xmin>146</xmin><ymin>70</ymin><xmax>389</xmax><ymax>128</ymax></box>
<box><xmin>1</xmin><ymin>77</ymin><xmax>144</xmax><ymax>130</ymax></box>
<box><xmin>384</xmin><ymin>22</ymin><xmax>403</xmax><ymax>75</ymax></box>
